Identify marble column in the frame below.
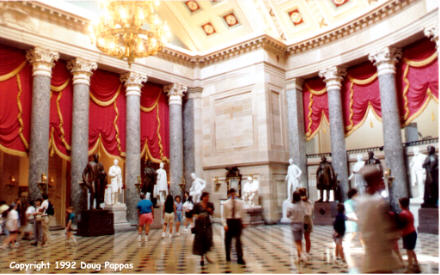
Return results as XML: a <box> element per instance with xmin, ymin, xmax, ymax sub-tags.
<box><xmin>121</xmin><ymin>72</ymin><xmax>147</xmax><ymax>224</ymax></box>
<box><xmin>369</xmin><ymin>47</ymin><xmax>409</xmax><ymax>209</ymax></box>
<box><xmin>26</xmin><ymin>48</ymin><xmax>59</xmax><ymax>201</ymax></box>
<box><xmin>67</xmin><ymin>58</ymin><xmax>97</xmax><ymax>217</ymax></box>
<box><xmin>165</xmin><ymin>83</ymin><xmax>187</xmax><ymax>197</ymax></box>
<box><xmin>286</xmin><ymin>78</ymin><xmax>308</xmax><ymax>190</ymax></box>
<box><xmin>319</xmin><ymin>66</ymin><xmax>349</xmax><ymax>201</ymax></box>
<box><xmin>183</xmin><ymin>87</ymin><xmax>203</xmax><ymax>191</ymax></box>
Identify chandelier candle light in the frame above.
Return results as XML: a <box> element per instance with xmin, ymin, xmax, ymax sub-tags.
<box><xmin>89</xmin><ymin>0</ymin><xmax>171</xmax><ymax>66</ymax></box>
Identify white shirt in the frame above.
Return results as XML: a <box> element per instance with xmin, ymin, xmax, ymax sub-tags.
<box><xmin>6</xmin><ymin>209</ymin><xmax>19</xmax><ymax>231</ymax></box>
<box><xmin>222</xmin><ymin>197</ymin><xmax>246</xmax><ymax>227</ymax></box>
<box><xmin>26</xmin><ymin>206</ymin><xmax>36</xmax><ymax>221</ymax></box>
<box><xmin>287</xmin><ymin>202</ymin><xmax>305</xmax><ymax>223</ymax></box>
<box><xmin>301</xmin><ymin>200</ymin><xmax>314</xmax><ymax>216</ymax></box>
<box><xmin>41</xmin><ymin>200</ymin><xmax>49</xmax><ymax>215</ymax></box>
<box><xmin>183</xmin><ymin>201</ymin><xmax>193</xmax><ymax>212</ymax></box>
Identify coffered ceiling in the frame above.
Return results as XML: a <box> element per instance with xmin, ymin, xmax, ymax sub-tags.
<box><xmin>66</xmin><ymin>0</ymin><xmax>387</xmax><ymax>52</ymax></box>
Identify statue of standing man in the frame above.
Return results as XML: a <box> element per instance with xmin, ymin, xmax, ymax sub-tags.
<box><xmin>422</xmin><ymin>146</ymin><xmax>438</xmax><ymax>208</ymax></box>
<box><xmin>82</xmin><ymin>154</ymin><xmax>107</xmax><ymax>210</ymax></box>
<box><xmin>316</xmin><ymin>156</ymin><xmax>336</xmax><ymax>202</ymax></box>
<box><xmin>108</xmin><ymin>159</ymin><xmax>123</xmax><ymax>205</ymax></box>
<box><xmin>190</xmin><ymin>173</ymin><xmax>206</xmax><ymax>203</ymax></box>
<box><xmin>155</xmin><ymin>162</ymin><xmax>168</xmax><ymax>204</ymax></box>
<box><xmin>285</xmin><ymin>158</ymin><xmax>302</xmax><ymax>201</ymax></box>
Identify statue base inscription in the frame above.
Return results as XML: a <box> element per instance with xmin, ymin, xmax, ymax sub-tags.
<box><xmin>243</xmin><ymin>206</ymin><xmax>264</xmax><ymax>226</ymax></box>
<box><xmin>313</xmin><ymin>202</ymin><xmax>337</xmax><ymax>225</ymax></box>
<box><xmin>104</xmin><ymin>203</ymin><xmax>131</xmax><ymax>232</ymax></box>
<box><xmin>77</xmin><ymin>209</ymin><xmax>114</xmax><ymax>236</ymax></box>
<box><xmin>418</xmin><ymin>208</ymin><xmax>438</xmax><ymax>234</ymax></box>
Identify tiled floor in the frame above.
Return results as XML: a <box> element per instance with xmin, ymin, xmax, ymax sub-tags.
<box><xmin>0</xmin><ymin>224</ymin><xmax>438</xmax><ymax>273</ymax></box>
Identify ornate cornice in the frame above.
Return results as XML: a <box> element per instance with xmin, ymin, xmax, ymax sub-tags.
<box><xmin>319</xmin><ymin>66</ymin><xmax>347</xmax><ymax>91</ymax></box>
<box><xmin>368</xmin><ymin>47</ymin><xmax>402</xmax><ymax>76</ymax></box>
<box><xmin>121</xmin><ymin>72</ymin><xmax>147</xmax><ymax>97</ymax></box>
<box><xmin>67</xmin><ymin>58</ymin><xmax>97</xmax><ymax>86</ymax></box>
<box><xmin>25</xmin><ymin>47</ymin><xmax>59</xmax><ymax>77</ymax></box>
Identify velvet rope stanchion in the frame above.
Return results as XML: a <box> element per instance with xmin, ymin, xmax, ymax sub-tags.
<box><xmin>303</xmin><ymin>77</ymin><xmax>329</xmax><ymax>141</ymax></box>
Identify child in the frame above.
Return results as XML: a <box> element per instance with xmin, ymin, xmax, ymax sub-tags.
<box><xmin>182</xmin><ymin>196</ymin><xmax>194</xmax><ymax>233</ymax></box>
<box><xmin>174</xmin><ymin>196</ymin><xmax>183</xmax><ymax>236</ymax></box>
<box><xmin>398</xmin><ymin>197</ymin><xmax>420</xmax><ymax>273</ymax></box>
<box><xmin>287</xmin><ymin>191</ymin><xmax>306</xmax><ymax>263</ymax></box>
<box><xmin>65</xmin><ymin>206</ymin><xmax>76</xmax><ymax>243</ymax></box>
<box><xmin>162</xmin><ymin>195</ymin><xmax>175</xmax><ymax>238</ymax></box>
<box><xmin>333</xmin><ymin>203</ymin><xmax>346</xmax><ymax>264</ymax></box>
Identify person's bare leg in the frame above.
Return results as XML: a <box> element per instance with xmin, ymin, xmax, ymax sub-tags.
<box><xmin>176</xmin><ymin>221</ymin><xmax>180</xmax><ymax>234</ymax></box>
<box><xmin>162</xmin><ymin>223</ymin><xmax>167</xmax><ymax>233</ymax></box>
<box><xmin>305</xmin><ymin>232</ymin><xmax>311</xmax><ymax>253</ymax></box>
<box><xmin>169</xmin><ymin>223</ymin><xmax>173</xmax><ymax>234</ymax></box>
<box><xmin>295</xmin><ymin>240</ymin><xmax>302</xmax><ymax>261</ymax></box>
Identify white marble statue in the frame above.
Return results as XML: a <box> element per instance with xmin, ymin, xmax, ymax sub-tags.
<box><xmin>243</xmin><ymin>176</ymin><xmax>259</xmax><ymax>207</ymax></box>
<box><xmin>189</xmin><ymin>173</ymin><xmax>206</xmax><ymax>203</ymax></box>
<box><xmin>348</xmin><ymin>154</ymin><xmax>366</xmax><ymax>194</ymax></box>
<box><xmin>410</xmin><ymin>147</ymin><xmax>427</xmax><ymax>200</ymax></box>
<box><xmin>108</xmin><ymin>159</ymin><xmax>123</xmax><ymax>205</ymax></box>
<box><xmin>155</xmin><ymin>162</ymin><xmax>168</xmax><ymax>204</ymax></box>
<box><xmin>285</xmin><ymin>159</ymin><xmax>302</xmax><ymax>201</ymax></box>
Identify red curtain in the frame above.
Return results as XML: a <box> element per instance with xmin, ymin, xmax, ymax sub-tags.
<box><xmin>49</xmin><ymin>60</ymin><xmax>73</xmax><ymax>160</ymax></box>
<box><xmin>140</xmin><ymin>83</ymin><xmax>169</xmax><ymax>163</ymax></box>
<box><xmin>397</xmin><ymin>38</ymin><xmax>438</xmax><ymax>126</ymax></box>
<box><xmin>0</xmin><ymin>44</ymin><xmax>32</xmax><ymax>156</ymax></box>
<box><xmin>303</xmin><ymin>77</ymin><xmax>329</xmax><ymax>140</ymax></box>
<box><xmin>341</xmin><ymin>61</ymin><xmax>381</xmax><ymax>135</ymax></box>
<box><xmin>89</xmin><ymin>69</ymin><xmax>126</xmax><ymax>158</ymax></box>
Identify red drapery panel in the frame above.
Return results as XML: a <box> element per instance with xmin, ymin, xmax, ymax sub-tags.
<box><xmin>89</xmin><ymin>69</ymin><xmax>126</xmax><ymax>159</ymax></box>
<box><xmin>342</xmin><ymin>61</ymin><xmax>381</xmax><ymax>136</ymax></box>
<box><xmin>303</xmin><ymin>77</ymin><xmax>329</xmax><ymax>140</ymax></box>
<box><xmin>140</xmin><ymin>83</ymin><xmax>169</xmax><ymax>163</ymax></box>
<box><xmin>49</xmin><ymin>60</ymin><xmax>73</xmax><ymax>161</ymax></box>
<box><xmin>0</xmin><ymin>44</ymin><xmax>32</xmax><ymax>156</ymax></box>
<box><xmin>397</xmin><ymin>38</ymin><xmax>438</xmax><ymax>126</ymax></box>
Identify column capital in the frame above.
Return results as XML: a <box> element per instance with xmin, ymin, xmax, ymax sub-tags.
<box><xmin>286</xmin><ymin>78</ymin><xmax>304</xmax><ymax>92</ymax></box>
<box><xmin>67</xmin><ymin>58</ymin><xmax>97</xmax><ymax>86</ymax></box>
<box><xmin>319</xmin><ymin>66</ymin><xmax>346</xmax><ymax>90</ymax></box>
<box><xmin>25</xmin><ymin>47</ymin><xmax>59</xmax><ymax>77</ymax></box>
<box><xmin>424</xmin><ymin>25</ymin><xmax>439</xmax><ymax>49</ymax></box>
<box><xmin>368</xmin><ymin>47</ymin><xmax>402</xmax><ymax>76</ymax></box>
<box><xmin>164</xmin><ymin>83</ymin><xmax>187</xmax><ymax>105</ymax></box>
<box><xmin>187</xmin><ymin>87</ymin><xmax>203</xmax><ymax>99</ymax></box>
<box><xmin>121</xmin><ymin>71</ymin><xmax>147</xmax><ymax>97</ymax></box>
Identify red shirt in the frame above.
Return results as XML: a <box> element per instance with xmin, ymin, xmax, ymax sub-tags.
<box><xmin>399</xmin><ymin>209</ymin><xmax>415</xmax><ymax>236</ymax></box>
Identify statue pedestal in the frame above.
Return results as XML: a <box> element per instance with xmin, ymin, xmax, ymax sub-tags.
<box><xmin>313</xmin><ymin>202</ymin><xmax>337</xmax><ymax>225</ymax></box>
<box><xmin>280</xmin><ymin>200</ymin><xmax>292</xmax><ymax>224</ymax></box>
<box><xmin>243</xmin><ymin>206</ymin><xmax>264</xmax><ymax>226</ymax></box>
<box><xmin>77</xmin><ymin>209</ymin><xmax>114</xmax><ymax>236</ymax></box>
<box><xmin>418</xmin><ymin>208</ymin><xmax>438</xmax><ymax>234</ymax></box>
<box><xmin>104</xmin><ymin>203</ymin><xmax>131</xmax><ymax>232</ymax></box>
<box><xmin>150</xmin><ymin>206</ymin><xmax>163</xmax><ymax>229</ymax></box>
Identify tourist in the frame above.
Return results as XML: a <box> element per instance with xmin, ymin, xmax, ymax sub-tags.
<box><xmin>162</xmin><ymin>194</ymin><xmax>175</xmax><ymax>238</ymax></box>
<box><xmin>1</xmin><ymin>203</ymin><xmax>19</xmax><ymax>249</ymax></box>
<box><xmin>23</xmin><ymin>201</ymin><xmax>36</xmax><ymax>240</ymax></box>
<box><xmin>182</xmin><ymin>196</ymin><xmax>194</xmax><ymax>233</ymax></box>
<box><xmin>65</xmin><ymin>206</ymin><xmax>76</xmax><ymax>243</ymax></box>
<box><xmin>31</xmin><ymin>199</ymin><xmax>43</xmax><ymax>246</ymax></box>
<box><xmin>192</xmin><ymin>192</ymin><xmax>215</xmax><ymax>266</ymax></box>
<box><xmin>356</xmin><ymin>165</ymin><xmax>403</xmax><ymax>273</ymax></box>
<box><xmin>298</xmin><ymin>187</ymin><xmax>313</xmax><ymax>260</ymax></box>
<box><xmin>333</xmin><ymin>203</ymin><xmax>347</xmax><ymax>264</ymax></box>
<box><xmin>287</xmin><ymin>191</ymin><xmax>306</xmax><ymax>263</ymax></box>
<box><xmin>136</xmin><ymin>193</ymin><xmax>154</xmax><ymax>242</ymax></box>
<box><xmin>344</xmin><ymin>189</ymin><xmax>359</xmax><ymax>245</ymax></box>
<box><xmin>174</xmin><ymin>195</ymin><xmax>183</xmax><ymax>236</ymax></box>
<box><xmin>398</xmin><ymin>197</ymin><xmax>420</xmax><ymax>273</ymax></box>
<box><xmin>40</xmin><ymin>194</ymin><xmax>50</xmax><ymax>246</ymax></box>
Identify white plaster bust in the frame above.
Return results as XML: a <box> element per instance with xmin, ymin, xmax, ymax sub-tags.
<box><xmin>348</xmin><ymin>154</ymin><xmax>366</xmax><ymax>193</ymax></box>
<box><xmin>189</xmin><ymin>172</ymin><xmax>206</xmax><ymax>203</ymax></box>
<box><xmin>285</xmin><ymin>159</ymin><xmax>302</xmax><ymax>201</ymax></box>
<box><xmin>243</xmin><ymin>176</ymin><xmax>259</xmax><ymax>207</ymax></box>
<box><xmin>155</xmin><ymin>162</ymin><xmax>168</xmax><ymax>204</ymax></box>
<box><xmin>108</xmin><ymin>158</ymin><xmax>123</xmax><ymax>205</ymax></box>
<box><xmin>410</xmin><ymin>147</ymin><xmax>427</xmax><ymax>199</ymax></box>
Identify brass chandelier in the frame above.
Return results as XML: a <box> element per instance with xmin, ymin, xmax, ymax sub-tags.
<box><xmin>90</xmin><ymin>0</ymin><xmax>171</xmax><ymax>65</ymax></box>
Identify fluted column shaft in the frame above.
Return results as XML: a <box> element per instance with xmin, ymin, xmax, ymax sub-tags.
<box><xmin>165</xmin><ymin>83</ymin><xmax>187</xmax><ymax>197</ymax></box>
<box><xmin>67</xmin><ymin>58</ymin><xmax>97</xmax><ymax>218</ymax></box>
<box><xmin>319</xmin><ymin>67</ymin><xmax>349</xmax><ymax>201</ymax></box>
<box><xmin>121</xmin><ymin>72</ymin><xmax>147</xmax><ymax>224</ymax></box>
<box><xmin>286</xmin><ymin>78</ymin><xmax>308</xmax><ymax>190</ymax></box>
<box><xmin>369</xmin><ymin>47</ymin><xmax>409</xmax><ymax>210</ymax></box>
<box><xmin>26</xmin><ymin>48</ymin><xmax>59</xmax><ymax>201</ymax></box>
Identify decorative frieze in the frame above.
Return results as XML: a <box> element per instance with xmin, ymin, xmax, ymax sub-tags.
<box><xmin>164</xmin><ymin>83</ymin><xmax>188</xmax><ymax>105</ymax></box>
<box><xmin>368</xmin><ymin>47</ymin><xmax>402</xmax><ymax>76</ymax></box>
<box><xmin>67</xmin><ymin>58</ymin><xmax>97</xmax><ymax>86</ymax></box>
<box><xmin>121</xmin><ymin>72</ymin><xmax>147</xmax><ymax>97</ymax></box>
<box><xmin>25</xmin><ymin>47</ymin><xmax>59</xmax><ymax>77</ymax></box>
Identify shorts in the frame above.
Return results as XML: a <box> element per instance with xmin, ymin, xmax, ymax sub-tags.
<box><xmin>164</xmin><ymin>212</ymin><xmax>174</xmax><ymax>224</ymax></box>
<box><xmin>403</xmin><ymin>231</ymin><xmax>417</xmax><ymax>250</ymax></box>
<box><xmin>333</xmin><ymin>232</ymin><xmax>344</xmax><ymax>245</ymax></box>
<box><xmin>185</xmin><ymin>211</ymin><xmax>193</xmax><ymax>219</ymax></box>
<box><xmin>175</xmin><ymin>211</ymin><xmax>183</xmax><ymax>223</ymax></box>
<box><xmin>139</xmin><ymin>213</ymin><xmax>153</xmax><ymax>226</ymax></box>
<box><xmin>291</xmin><ymin>223</ymin><xmax>304</xmax><ymax>241</ymax></box>
<box><xmin>304</xmin><ymin>215</ymin><xmax>313</xmax><ymax>233</ymax></box>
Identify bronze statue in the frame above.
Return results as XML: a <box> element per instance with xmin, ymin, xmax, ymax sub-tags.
<box><xmin>365</xmin><ymin>151</ymin><xmax>383</xmax><ymax>174</ymax></box>
<box><xmin>316</xmin><ymin>156</ymin><xmax>337</xmax><ymax>202</ymax></box>
<box><xmin>82</xmin><ymin>154</ymin><xmax>107</xmax><ymax>210</ymax></box>
<box><xmin>142</xmin><ymin>160</ymin><xmax>157</xmax><ymax>205</ymax></box>
<box><xmin>422</xmin><ymin>146</ymin><xmax>438</xmax><ymax>208</ymax></box>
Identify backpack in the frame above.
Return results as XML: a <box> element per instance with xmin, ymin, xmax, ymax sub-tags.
<box><xmin>46</xmin><ymin>201</ymin><xmax>55</xmax><ymax>216</ymax></box>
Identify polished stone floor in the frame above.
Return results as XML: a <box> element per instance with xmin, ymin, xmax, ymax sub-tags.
<box><xmin>0</xmin><ymin>224</ymin><xmax>438</xmax><ymax>273</ymax></box>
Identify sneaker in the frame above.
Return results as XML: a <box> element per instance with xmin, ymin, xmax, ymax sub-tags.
<box><xmin>237</xmin><ymin>259</ymin><xmax>246</xmax><ymax>265</ymax></box>
<box><xmin>14</xmin><ymin>242</ymin><xmax>19</xmax><ymax>248</ymax></box>
<box><xmin>72</xmin><ymin>237</ymin><xmax>77</xmax><ymax>243</ymax></box>
<box><xmin>144</xmin><ymin>235</ymin><xmax>148</xmax><ymax>242</ymax></box>
<box><xmin>137</xmin><ymin>235</ymin><xmax>142</xmax><ymax>242</ymax></box>
<box><xmin>161</xmin><ymin>232</ymin><xmax>166</xmax><ymax>238</ymax></box>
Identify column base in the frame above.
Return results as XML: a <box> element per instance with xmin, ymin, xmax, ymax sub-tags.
<box><xmin>104</xmin><ymin>203</ymin><xmax>133</xmax><ymax>232</ymax></box>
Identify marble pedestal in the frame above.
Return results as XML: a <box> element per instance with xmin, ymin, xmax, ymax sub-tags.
<box><xmin>151</xmin><ymin>206</ymin><xmax>163</xmax><ymax>229</ymax></box>
<box><xmin>104</xmin><ymin>203</ymin><xmax>131</xmax><ymax>232</ymax></box>
<box><xmin>243</xmin><ymin>206</ymin><xmax>264</xmax><ymax>226</ymax></box>
<box><xmin>280</xmin><ymin>200</ymin><xmax>292</xmax><ymax>224</ymax></box>
<box><xmin>77</xmin><ymin>209</ymin><xmax>114</xmax><ymax>236</ymax></box>
<box><xmin>418</xmin><ymin>208</ymin><xmax>438</xmax><ymax>234</ymax></box>
<box><xmin>313</xmin><ymin>202</ymin><xmax>337</xmax><ymax>225</ymax></box>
